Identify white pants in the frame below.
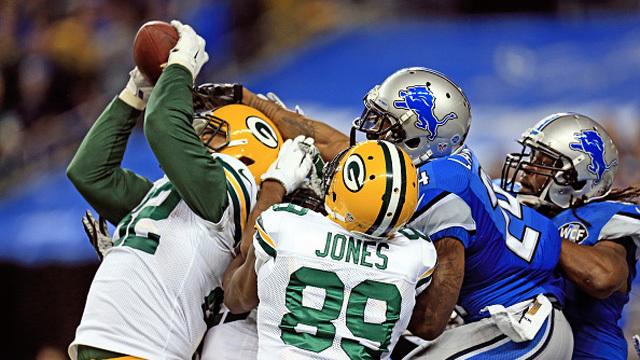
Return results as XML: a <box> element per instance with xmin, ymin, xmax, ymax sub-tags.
<box><xmin>201</xmin><ymin>312</ymin><xmax>259</xmax><ymax>360</ymax></box>
<box><xmin>406</xmin><ymin>308</ymin><xmax>573</xmax><ymax>360</ymax></box>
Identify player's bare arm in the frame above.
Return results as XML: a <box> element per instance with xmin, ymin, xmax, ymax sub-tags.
<box><xmin>559</xmin><ymin>239</ymin><xmax>629</xmax><ymax>299</ymax></box>
<box><xmin>239</xmin><ymin>181</ymin><xmax>286</xmax><ymax>257</ymax></box>
<box><xmin>224</xmin><ymin>137</ymin><xmax>315</xmax><ymax>313</ymax></box>
<box><xmin>242</xmin><ymin>87</ymin><xmax>349</xmax><ymax>162</ymax></box>
<box><xmin>409</xmin><ymin>237</ymin><xmax>465</xmax><ymax>340</ymax></box>
<box><xmin>224</xmin><ymin>245</ymin><xmax>260</xmax><ymax>314</ymax></box>
<box><xmin>66</xmin><ymin>68</ymin><xmax>154</xmax><ymax>225</ymax></box>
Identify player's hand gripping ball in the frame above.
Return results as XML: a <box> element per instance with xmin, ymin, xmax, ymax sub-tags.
<box><xmin>133</xmin><ymin>20</ymin><xmax>178</xmax><ymax>83</ymax></box>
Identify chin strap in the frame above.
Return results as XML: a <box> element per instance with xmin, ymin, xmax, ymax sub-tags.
<box><xmin>349</xmin><ymin>126</ymin><xmax>357</xmax><ymax>146</ymax></box>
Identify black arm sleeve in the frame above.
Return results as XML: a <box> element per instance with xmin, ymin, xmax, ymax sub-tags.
<box><xmin>144</xmin><ymin>64</ymin><xmax>228</xmax><ymax>223</ymax></box>
<box><xmin>66</xmin><ymin>97</ymin><xmax>153</xmax><ymax>225</ymax></box>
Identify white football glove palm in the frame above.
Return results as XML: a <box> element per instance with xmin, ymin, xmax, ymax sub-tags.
<box><xmin>261</xmin><ymin>136</ymin><xmax>314</xmax><ymax>194</ymax></box>
<box><xmin>168</xmin><ymin>20</ymin><xmax>209</xmax><ymax>82</ymax></box>
<box><xmin>82</xmin><ymin>210</ymin><xmax>113</xmax><ymax>261</ymax></box>
<box><xmin>118</xmin><ymin>67</ymin><xmax>153</xmax><ymax>110</ymax></box>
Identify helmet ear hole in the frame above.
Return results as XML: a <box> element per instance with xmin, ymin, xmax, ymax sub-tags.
<box><xmin>572</xmin><ymin>180</ymin><xmax>587</xmax><ymax>191</ymax></box>
<box><xmin>405</xmin><ymin>138</ymin><xmax>420</xmax><ymax>149</ymax></box>
<box><xmin>238</xmin><ymin>156</ymin><xmax>255</xmax><ymax>166</ymax></box>
<box><xmin>332</xmin><ymin>192</ymin><xmax>337</xmax><ymax>202</ymax></box>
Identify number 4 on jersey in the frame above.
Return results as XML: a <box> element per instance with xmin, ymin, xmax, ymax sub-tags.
<box><xmin>417</xmin><ymin>170</ymin><xmax>429</xmax><ymax>186</ymax></box>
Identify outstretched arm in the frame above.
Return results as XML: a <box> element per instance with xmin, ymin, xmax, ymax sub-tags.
<box><xmin>559</xmin><ymin>239</ymin><xmax>629</xmax><ymax>299</ymax></box>
<box><xmin>409</xmin><ymin>237</ymin><xmax>465</xmax><ymax>340</ymax></box>
<box><xmin>144</xmin><ymin>64</ymin><xmax>229</xmax><ymax>223</ymax></box>
<box><xmin>242</xmin><ymin>88</ymin><xmax>349</xmax><ymax>161</ymax></box>
<box><xmin>66</xmin><ymin>69</ymin><xmax>154</xmax><ymax>225</ymax></box>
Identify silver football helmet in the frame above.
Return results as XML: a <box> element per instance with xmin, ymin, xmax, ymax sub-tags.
<box><xmin>352</xmin><ymin>67</ymin><xmax>471</xmax><ymax>165</ymax></box>
<box><xmin>501</xmin><ymin>112</ymin><xmax>619</xmax><ymax>209</ymax></box>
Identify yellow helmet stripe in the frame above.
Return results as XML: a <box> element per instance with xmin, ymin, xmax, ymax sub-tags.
<box><xmin>370</xmin><ymin>141</ymin><xmax>405</xmax><ymax>237</ymax></box>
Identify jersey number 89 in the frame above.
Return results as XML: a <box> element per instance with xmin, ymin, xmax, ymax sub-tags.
<box><xmin>279</xmin><ymin>266</ymin><xmax>401</xmax><ymax>359</ymax></box>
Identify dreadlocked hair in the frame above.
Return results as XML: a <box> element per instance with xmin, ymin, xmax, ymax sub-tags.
<box><xmin>600</xmin><ymin>185</ymin><xmax>640</xmax><ymax>205</ymax></box>
<box><xmin>283</xmin><ymin>188</ymin><xmax>327</xmax><ymax>215</ymax></box>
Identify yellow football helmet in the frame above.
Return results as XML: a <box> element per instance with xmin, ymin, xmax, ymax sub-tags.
<box><xmin>323</xmin><ymin>140</ymin><xmax>418</xmax><ymax>238</ymax></box>
<box><xmin>192</xmin><ymin>104</ymin><xmax>283</xmax><ymax>185</ymax></box>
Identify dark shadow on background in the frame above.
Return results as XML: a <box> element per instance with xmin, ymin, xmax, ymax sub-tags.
<box><xmin>2</xmin><ymin>262</ymin><xmax>98</xmax><ymax>359</ymax></box>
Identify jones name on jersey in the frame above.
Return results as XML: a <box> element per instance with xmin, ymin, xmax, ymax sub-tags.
<box><xmin>251</xmin><ymin>203</ymin><xmax>437</xmax><ymax>360</ymax></box>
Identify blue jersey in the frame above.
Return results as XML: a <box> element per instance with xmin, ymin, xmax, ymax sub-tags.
<box><xmin>553</xmin><ymin>201</ymin><xmax>640</xmax><ymax>360</ymax></box>
<box><xmin>410</xmin><ymin>146</ymin><xmax>564</xmax><ymax>322</ymax></box>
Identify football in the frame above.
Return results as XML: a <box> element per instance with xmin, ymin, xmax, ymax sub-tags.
<box><xmin>133</xmin><ymin>20</ymin><xmax>178</xmax><ymax>83</ymax></box>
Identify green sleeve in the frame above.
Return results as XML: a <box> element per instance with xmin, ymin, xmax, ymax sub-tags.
<box><xmin>66</xmin><ymin>97</ymin><xmax>153</xmax><ymax>225</ymax></box>
<box><xmin>144</xmin><ymin>64</ymin><xmax>228</xmax><ymax>223</ymax></box>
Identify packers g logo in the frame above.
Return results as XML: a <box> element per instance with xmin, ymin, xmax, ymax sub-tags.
<box><xmin>343</xmin><ymin>154</ymin><xmax>365</xmax><ymax>192</ymax></box>
<box><xmin>246</xmin><ymin>116</ymin><xmax>278</xmax><ymax>148</ymax></box>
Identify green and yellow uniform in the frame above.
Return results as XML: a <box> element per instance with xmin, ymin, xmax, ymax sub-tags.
<box><xmin>67</xmin><ymin>65</ymin><xmax>257</xmax><ymax>360</ymax></box>
<box><xmin>252</xmin><ymin>204</ymin><xmax>437</xmax><ymax>360</ymax></box>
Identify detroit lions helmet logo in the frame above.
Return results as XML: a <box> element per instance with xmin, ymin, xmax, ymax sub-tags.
<box><xmin>569</xmin><ymin>128</ymin><xmax>617</xmax><ymax>182</ymax></box>
<box><xmin>393</xmin><ymin>85</ymin><xmax>458</xmax><ymax>141</ymax></box>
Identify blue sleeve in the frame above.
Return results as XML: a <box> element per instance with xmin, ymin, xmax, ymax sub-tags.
<box><xmin>412</xmin><ymin>160</ymin><xmax>475</xmax><ymax>248</ymax></box>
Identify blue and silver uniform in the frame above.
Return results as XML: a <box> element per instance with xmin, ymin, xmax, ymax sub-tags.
<box><xmin>410</xmin><ymin>146</ymin><xmax>565</xmax><ymax>321</ymax></box>
<box><xmin>553</xmin><ymin>201</ymin><xmax>640</xmax><ymax>360</ymax></box>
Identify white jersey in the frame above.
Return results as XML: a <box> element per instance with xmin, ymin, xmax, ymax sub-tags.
<box><xmin>253</xmin><ymin>204</ymin><xmax>437</xmax><ymax>360</ymax></box>
<box><xmin>69</xmin><ymin>154</ymin><xmax>257</xmax><ymax>360</ymax></box>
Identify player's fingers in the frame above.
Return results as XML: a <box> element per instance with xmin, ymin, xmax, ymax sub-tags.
<box><xmin>302</xmin><ymin>137</ymin><xmax>315</xmax><ymax>146</ymax></box>
<box><xmin>82</xmin><ymin>213</ymin><xmax>97</xmax><ymax>241</ymax></box>
<box><xmin>280</xmin><ymin>138</ymin><xmax>293</xmax><ymax>152</ymax></box>
<box><xmin>81</xmin><ymin>213</ymin><xmax>92</xmax><ymax>235</ymax></box>
<box><xmin>266</xmin><ymin>92</ymin><xmax>286</xmax><ymax>108</ymax></box>
<box><xmin>170</xmin><ymin>20</ymin><xmax>185</xmax><ymax>33</ymax></box>
<box><xmin>98</xmin><ymin>216</ymin><xmax>108</xmax><ymax>235</ymax></box>
<box><xmin>86</xmin><ymin>210</ymin><xmax>97</xmax><ymax>223</ymax></box>
<box><xmin>301</xmin><ymin>153</ymin><xmax>314</xmax><ymax>169</ymax></box>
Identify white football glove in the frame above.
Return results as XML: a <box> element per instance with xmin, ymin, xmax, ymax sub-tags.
<box><xmin>118</xmin><ymin>67</ymin><xmax>153</xmax><ymax>110</ymax></box>
<box><xmin>82</xmin><ymin>210</ymin><xmax>113</xmax><ymax>261</ymax></box>
<box><xmin>296</xmin><ymin>137</ymin><xmax>324</xmax><ymax>197</ymax></box>
<box><xmin>261</xmin><ymin>135</ymin><xmax>314</xmax><ymax>194</ymax></box>
<box><xmin>168</xmin><ymin>20</ymin><xmax>209</xmax><ymax>82</ymax></box>
<box><xmin>257</xmin><ymin>91</ymin><xmax>305</xmax><ymax>115</ymax></box>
